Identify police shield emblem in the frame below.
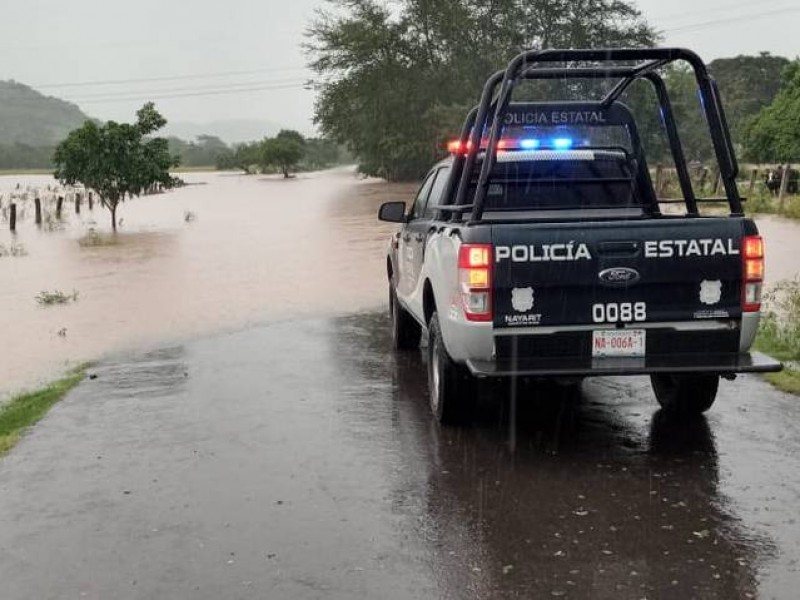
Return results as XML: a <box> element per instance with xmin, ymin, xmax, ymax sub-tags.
<box><xmin>511</xmin><ymin>287</ymin><xmax>535</xmax><ymax>313</ymax></box>
<box><xmin>699</xmin><ymin>280</ymin><xmax>722</xmax><ymax>305</ymax></box>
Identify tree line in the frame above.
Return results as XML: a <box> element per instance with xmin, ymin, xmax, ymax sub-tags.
<box><xmin>168</xmin><ymin>132</ymin><xmax>345</xmax><ymax>174</ymax></box>
<box><xmin>215</xmin><ymin>131</ymin><xmax>345</xmax><ymax>176</ymax></box>
<box><xmin>306</xmin><ymin>0</ymin><xmax>798</xmax><ymax>181</ymax></box>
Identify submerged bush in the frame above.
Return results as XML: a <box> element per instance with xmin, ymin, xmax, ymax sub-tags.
<box><xmin>35</xmin><ymin>290</ymin><xmax>79</xmax><ymax>306</ymax></box>
<box><xmin>0</xmin><ymin>243</ymin><xmax>27</xmax><ymax>257</ymax></box>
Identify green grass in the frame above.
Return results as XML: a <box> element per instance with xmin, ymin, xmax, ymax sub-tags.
<box><xmin>754</xmin><ymin>280</ymin><xmax>800</xmax><ymax>395</ymax></box>
<box><xmin>744</xmin><ymin>191</ymin><xmax>800</xmax><ymax>219</ymax></box>
<box><xmin>764</xmin><ymin>370</ymin><xmax>800</xmax><ymax>395</ymax></box>
<box><xmin>0</xmin><ymin>367</ymin><xmax>86</xmax><ymax>455</ymax></box>
<box><xmin>0</xmin><ymin>168</ymin><xmax>53</xmax><ymax>176</ymax></box>
<box><xmin>170</xmin><ymin>165</ymin><xmax>216</xmax><ymax>173</ymax></box>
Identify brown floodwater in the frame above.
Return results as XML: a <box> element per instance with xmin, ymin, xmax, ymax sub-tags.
<box><xmin>0</xmin><ymin>169</ymin><xmax>415</xmax><ymax>398</ymax></box>
<box><xmin>1</xmin><ymin>170</ymin><xmax>798</xmax><ymax>398</ymax></box>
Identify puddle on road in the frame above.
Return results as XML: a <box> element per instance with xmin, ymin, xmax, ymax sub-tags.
<box><xmin>0</xmin><ymin>170</ymin><xmax>415</xmax><ymax>397</ymax></box>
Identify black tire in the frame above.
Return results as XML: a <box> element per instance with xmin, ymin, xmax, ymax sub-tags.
<box><xmin>650</xmin><ymin>373</ymin><xmax>719</xmax><ymax>415</ymax></box>
<box><xmin>390</xmin><ymin>285</ymin><xmax>421</xmax><ymax>351</ymax></box>
<box><xmin>427</xmin><ymin>312</ymin><xmax>476</xmax><ymax>424</ymax></box>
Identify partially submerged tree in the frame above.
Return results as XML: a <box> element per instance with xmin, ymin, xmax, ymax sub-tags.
<box><xmin>232</xmin><ymin>142</ymin><xmax>261</xmax><ymax>174</ymax></box>
<box><xmin>260</xmin><ymin>130</ymin><xmax>306</xmax><ymax>177</ymax></box>
<box><xmin>53</xmin><ymin>103</ymin><xmax>179</xmax><ymax>230</ymax></box>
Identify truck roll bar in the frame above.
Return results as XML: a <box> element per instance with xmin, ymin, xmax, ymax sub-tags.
<box><xmin>446</xmin><ymin>48</ymin><xmax>743</xmax><ymax>223</ymax></box>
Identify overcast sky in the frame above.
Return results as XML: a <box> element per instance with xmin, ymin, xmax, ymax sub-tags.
<box><xmin>0</xmin><ymin>0</ymin><xmax>797</xmax><ymax>134</ymax></box>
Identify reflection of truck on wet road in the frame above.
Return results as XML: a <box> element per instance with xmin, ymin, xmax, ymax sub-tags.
<box><xmin>379</xmin><ymin>48</ymin><xmax>782</xmax><ymax>424</ymax></box>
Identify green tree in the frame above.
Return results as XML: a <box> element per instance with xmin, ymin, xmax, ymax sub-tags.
<box><xmin>302</xmin><ymin>137</ymin><xmax>344</xmax><ymax>169</ymax></box>
<box><xmin>306</xmin><ymin>0</ymin><xmax>657</xmax><ymax>180</ymax></box>
<box><xmin>745</xmin><ymin>61</ymin><xmax>800</xmax><ymax>163</ymax></box>
<box><xmin>709</xmin><ymin>53</ymin><xmax>790</xmax><ymax>144</ymax></box>
<box><xmin>53</xmin><ymin>102</ymin><xmax>179</xmax><ymax>230</ymax></box>
<box><xmin>260</xmin><ymin>130</ymin><xmax>306</xmax><ymax>177</ymax></box>
<box><xmin>232</xmin><ymin>142</ymin><xmax>261</xmax><ymax>174</ymax></box>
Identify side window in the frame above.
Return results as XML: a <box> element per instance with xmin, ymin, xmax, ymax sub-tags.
<box><xmin>425</xmin><ymin>167</ymin><xmax>450</xmax><ymax>219</ymax></box>
<box><xmin>410</xmin><ymin>171</ymin><xmax>436</xmax><ymax>220</ymax></box>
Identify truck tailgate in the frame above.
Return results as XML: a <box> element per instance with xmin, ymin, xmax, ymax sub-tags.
<box><xmin>492</xmin><ymin>217</ymin><xmax>751</xmax><ymax>331</ymax></box>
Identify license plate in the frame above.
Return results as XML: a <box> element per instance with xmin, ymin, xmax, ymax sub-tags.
<box><xmin>592</xmin><ymin>329</ymin><xmax>646</xmax><ymax>358</ymax></box>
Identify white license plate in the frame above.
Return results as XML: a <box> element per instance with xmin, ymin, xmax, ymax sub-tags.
<box><xmin>592</xmin><ymin>329</ymin><xmax>646</xmax><ymax>358</ymax></box>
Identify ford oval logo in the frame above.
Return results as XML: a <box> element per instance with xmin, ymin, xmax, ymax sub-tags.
<box><xmin>598</xmin><ymin>267</ymin><xmax>640</xmax><ymax>286</ymax></box>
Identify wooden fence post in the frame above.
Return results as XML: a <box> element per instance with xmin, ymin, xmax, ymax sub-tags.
<box><xmin>75</xmin><ymin>192</ymin><xmax>81</xmax><ymax>214</ymax></box>
<box><xmin>748</xmin><ymin>169</ymin><xmax>758</xmax><ymax>197</ymax></box>
<box><xmin>88</xmin><ymin>191</ymin><xmax>93</xmax><ymax>210</ymax></box>
<box><xmin>698</xmin><ymin>168</ymin><xmax>708</xmax><ymax>193</ymax></box>
<box><xmin>654</xmin><ymin>164</ymin><xmax>664</xmax><ymax>196</ymax></box>
<box><xmin>56</xmin><ymin>196</ymin><xmax>63</xmax><ymax>218</ymax></box>
<box><xmin>779</xmin><ymin>165</ymin><xmax>791</xmax><ymax>210</ymax></box>
<box><xmin>9</xmin><ymin>203</ymin><xmax>16</xmax><ymax>231</ymax></box>
<box><xmin>35</xmin><ymin>197</ymin><xmax>42</xmax><ymax>225</ymax></box>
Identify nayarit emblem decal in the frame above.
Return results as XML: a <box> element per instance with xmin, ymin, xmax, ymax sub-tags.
<box><xmin>511</xmin><ymin>287</ymin><xmax>535</xmax><ymax>313</ymax></box>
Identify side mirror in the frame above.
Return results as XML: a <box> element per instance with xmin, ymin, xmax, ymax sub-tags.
<box><xmin>378</xmin><ymin>201</ymin><xmax>407</xmax><ymax>223</ymax></box>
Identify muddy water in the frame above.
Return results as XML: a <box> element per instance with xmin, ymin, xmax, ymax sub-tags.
<box><xmin>2</xmin><ymin>171</ymin><xmax>799</xmax><ymax>398</ymax></box>
<box><xmin>0</xmin><ymin>170</ymin><xmax>416</xmax><ymax>397</ymax></box>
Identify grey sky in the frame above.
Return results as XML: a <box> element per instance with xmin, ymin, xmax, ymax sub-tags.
<box><xmin>0</xmin><ymin>0</ymin><xmax>797</xmax><ymax>134</ymax></box>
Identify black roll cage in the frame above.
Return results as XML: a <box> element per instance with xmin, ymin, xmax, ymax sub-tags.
<box><xmin>441</xmin><ymin>48</ymin><xmax>743</xmax><ymax>224</ymax></box>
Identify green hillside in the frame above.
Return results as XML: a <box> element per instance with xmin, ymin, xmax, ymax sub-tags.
<box><xmin>0</xmin><ymin>80</ymin><xmax>90</xmax><ymax>147</ymax></box>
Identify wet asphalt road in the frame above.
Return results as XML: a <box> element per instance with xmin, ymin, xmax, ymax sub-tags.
<box><xmin>1</xmin><ymin>312</ymin><xmax>799</xmax><ymax>599</ymax></box>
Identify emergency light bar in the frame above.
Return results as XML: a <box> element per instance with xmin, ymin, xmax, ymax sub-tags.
<box><xmin>447</xmin><ymin>137</ymin><xmax>576</xmax><ymax>155</ymax></box>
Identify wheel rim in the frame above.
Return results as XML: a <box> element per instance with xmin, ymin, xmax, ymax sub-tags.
<box><xmin>430</xmin><ymin>337</ymin><xmax>442</xmax><ymax>413</ymax></box>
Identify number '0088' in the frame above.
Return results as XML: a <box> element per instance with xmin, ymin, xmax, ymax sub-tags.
<box><xmin>592</xmin><ymin>302</ymin><xmax>646</xmax><ymax>323</ymax></box>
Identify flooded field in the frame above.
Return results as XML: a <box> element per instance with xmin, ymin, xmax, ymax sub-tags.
<box><xmin>1</xmin><ymin>169</ymin><xmax>799</xmax><ymax>398</ymax></box>
<box><xmin>0</xmin><ymin>169</ymin><xmax>415</xmax><ymax>397</ymax></box>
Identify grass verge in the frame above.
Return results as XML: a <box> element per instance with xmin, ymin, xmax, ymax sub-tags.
<box><xmin>754</xmin><ymin>280</ymin><xmax>800</xmax><ymax>395</ymax></box>
<box><xmin>763</xmin><ymin>370</ymin><xmax>800</xmax><ymax>395</ymax></box>
<box><xmin>0</xmin><ymin>366</ymin><xmax>87</xmax><ymax>455</ymax></box>
<box><xmin>745</xmin><ymin>192</ymin><xmax>800</xmax><ymax>220</ymax></box>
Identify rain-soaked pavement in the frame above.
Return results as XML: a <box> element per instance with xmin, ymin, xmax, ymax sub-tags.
<box><xmin>1</xmin><ymin>312</ymin><xmax>799</xmax><ymax>599</ymax></box>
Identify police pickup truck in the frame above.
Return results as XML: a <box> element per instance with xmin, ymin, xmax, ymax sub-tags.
<box><xmin>378</xmin><ymin>48</ymin><xmax>782</xmax><ymax>424</ymax></box>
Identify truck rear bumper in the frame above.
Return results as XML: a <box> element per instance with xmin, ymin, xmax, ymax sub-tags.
<box><xmin>466</xmin><ymin>351</ymin><xmax>782</xmax><ymax>378</ymax></box>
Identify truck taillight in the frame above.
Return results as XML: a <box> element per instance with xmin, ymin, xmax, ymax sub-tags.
<box><xmin>458</xmin><ymin>244</ymin><xmax>493</xmax><ymax>322</ymax></box>
<box><xmin>742</xmin><ymin>235</ymin><xmax>764</xmax><ymax>313</ymax></box>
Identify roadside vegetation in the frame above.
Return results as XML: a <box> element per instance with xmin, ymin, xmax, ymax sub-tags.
<box><xmin>0</xmin><ymin>367</ymin><xmax>86</xmax><ymax>455</ymax></box>
<box><xmin>305</xmin><ymin>1</ymin><xmax>795</xmax><ymax>181</ymax></box>
<box><xmin>746</xmin><ymin>192</ymin><xmax>800</xmax><ymax>220</ymax></box>
<box><xmin>755</xmin><ymin>279</ymin><xmax>800</xmax><ymax>394</ymax></box>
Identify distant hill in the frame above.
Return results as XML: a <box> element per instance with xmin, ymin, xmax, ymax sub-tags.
<box><xmin>162</xmin><ymin>119</ymin><xmax>288</xmax><ymax>145</ymax></box>
<box><xmin>0</xmin><ymin>80</ymin><xmax>91</xmax><ymax>147</ymax></box>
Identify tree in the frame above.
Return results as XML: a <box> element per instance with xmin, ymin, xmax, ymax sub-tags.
<box><xmin>745</xmin><ymin>61</ymin><xmax>800</xmax><ymax>163</ymax></box>
<box><xmin>709</xmin><ymin>53</ymin><xmax>790</xmax><ymax>144</ymax></box>
<box><xmin>232</xmin><ymin>142</ymin><xmax>261</xmax><ymax>173</ymax></box>
<box><xmin>53</xmin><ymin>103</ymin><xmax>179</xmax><ymax>230</ymax></box>
<box><xmin>306</xmin><ymin>0</ymin><xmax>657</xmax><ymax>180</ymax></box>
<box><xmin>260</xmin><ymin>130</ymin><xmax>306</xmax><ymax>177</ymax></box>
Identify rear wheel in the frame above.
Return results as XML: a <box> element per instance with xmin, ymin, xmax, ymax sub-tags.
<box><xmin>390</xmin><ymin>285</ymin><xmax>421</xmax><ymax>351</ymax></box>
<box><xmin>650</xmin><ymin>373</ymin><xmax>719</xmax><ymax>415</ymax></box>
<box><xmin>427</xmin><ymin>312</ymin><xmax>476</xmax><ymax>424</ymax></box>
